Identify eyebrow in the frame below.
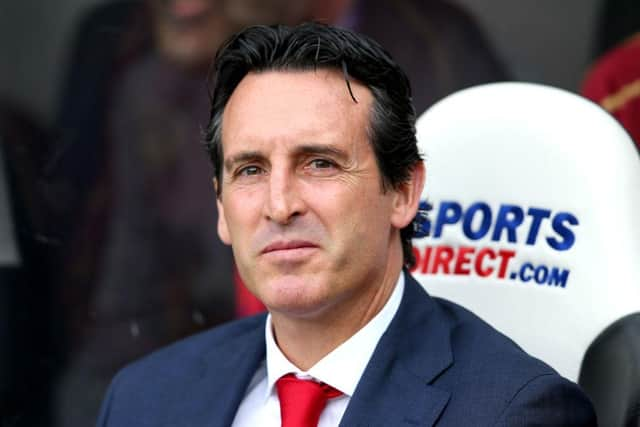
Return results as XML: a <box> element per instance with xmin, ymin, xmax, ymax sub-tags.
<box><xmin>224</xmin><ymin>150</ymin><xmax>265</xmax><ymax>172</ymax></box>
<box><xmin>224</xmin><ymin>144</ymin><xmax>349</xmax><ymax>172</ymax></box>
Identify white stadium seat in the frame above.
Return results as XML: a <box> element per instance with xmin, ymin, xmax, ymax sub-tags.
<box><xmin>412</xmin><ymin>82</ymin><xmax>640</xmax><ymax>386</ymax></box>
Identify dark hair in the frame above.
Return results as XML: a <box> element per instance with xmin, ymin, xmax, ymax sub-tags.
<box><xmin>204</xmin><ymin>22</ymin><xmax>422</xmax><ymax>267</ymax></box>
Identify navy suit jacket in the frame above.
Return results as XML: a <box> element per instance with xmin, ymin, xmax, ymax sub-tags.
<box><xmin>96</xmin><ymin>274</ymin><xmax>596</xmax><ymax>426</ymax></box>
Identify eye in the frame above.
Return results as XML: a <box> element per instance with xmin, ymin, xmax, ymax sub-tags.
<box><xmin>237</xmin><ymin>165</ymin><xmax>263</xmax><ymax>176</ymax></box>
<box><xmin>308</xmin><ymin>158</ymin><xmax>335</xmax><ymax>169</ymax></box>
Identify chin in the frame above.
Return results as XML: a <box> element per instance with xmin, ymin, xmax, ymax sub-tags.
<box><xmin>257</xmin><ymin>275</ymin><xmax>331</xmax><ymax>317</ymax></box>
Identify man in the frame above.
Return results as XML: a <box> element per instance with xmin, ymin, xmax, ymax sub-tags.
<box><xmin>96</xmin><ymin>23</ymin><xmax>596</xmax><ymax>426</ymax></box>
<box><xmin>51</xmin><ymin>1</ymin><xmax>507</xmax><ymax>424</ymax></box>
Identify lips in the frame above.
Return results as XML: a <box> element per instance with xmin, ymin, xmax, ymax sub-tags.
<box><xmin>261</xmin><ymin>240</ymin><xmax>318</xmax><ymax>254</ymax></box>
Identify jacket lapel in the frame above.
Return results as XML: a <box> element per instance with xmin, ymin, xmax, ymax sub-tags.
<box><xmin>340</xmin><ymin>274</ymin><xmax>454</xmax><ymax>426</ymax></box>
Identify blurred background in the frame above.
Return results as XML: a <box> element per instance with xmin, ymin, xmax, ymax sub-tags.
<box><xmin>0</xmin><ymin>0</ymin><xmax>608</xmax><ymax>127</ymax></box>
<box><xmin>1</xmin><ymin>0</ymin><xmax>638</xmax><ymax>426</ymax></box>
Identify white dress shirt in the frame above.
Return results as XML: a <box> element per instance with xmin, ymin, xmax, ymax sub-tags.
<box><xmin>231</xmin><ymin>273</ymin><xmax>405</xmax><ymax>427</ymax></box>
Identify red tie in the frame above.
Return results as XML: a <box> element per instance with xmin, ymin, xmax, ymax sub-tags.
<box><xmin>276</xmin><ymin>374</ymin><xmax>343</xmax><ymax>427</ymax></box>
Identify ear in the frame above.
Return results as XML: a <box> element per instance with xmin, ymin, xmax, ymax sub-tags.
<box><xmin>390</xmin><ymin>161</ymin><xmax>426</xmax><ymax>229</ymax></box>
<box><xmin>213</xmin><ymin>178</ymin><xmax>231</xmax><ymax>245</ymax></box>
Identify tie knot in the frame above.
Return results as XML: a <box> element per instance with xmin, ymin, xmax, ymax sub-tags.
<box><xmin>276</xmin><ymin>374</ymin><xmax>342</xmax><ymax>427</ymax></box>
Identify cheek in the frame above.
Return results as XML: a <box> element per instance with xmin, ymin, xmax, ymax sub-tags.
<box><xmin>303</xmin><ymin>185</ymin><xmax>346</xmax><ymax>226</ymax></box>
<box><xmin>348</xmin><ymin>190</ymin><xmax>394</xmax><ymax>243</ymax></box>
<box><xmin>311</xmin><ymin>185</ymin><xmax>389</xmax><ymax>243</ymax></box>
<box><xmin>221</xmin><ymin>191</ymin><xmax>263</xmax><ymax>238</ymax></box>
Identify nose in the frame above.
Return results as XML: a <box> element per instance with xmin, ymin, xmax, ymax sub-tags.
<box><xmin>264</xmin><ymin>168</ymin><xmax>305</xmax><ymax>225</ymax></box>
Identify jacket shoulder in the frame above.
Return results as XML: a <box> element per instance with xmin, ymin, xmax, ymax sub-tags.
<box><xmin>96</xmin><ymin>314</ymin><xmax>267</xmax><ymax>426</ymax></box>
<box><xmin>119</xmin><ymin>314</ymin><xmax>266</xmax><ymax>379</ymax></box>
<box><xmin>430</xmin><ymin>297</ymin><xmax>596</xmax><ymax>425</ymax></box>
<box><xmin>101</xmin><ymin>313</ymin><xmax>266</xmax><ymax>406</ymax></box>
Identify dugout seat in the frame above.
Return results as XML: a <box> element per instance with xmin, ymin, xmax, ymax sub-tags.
<box><xmin>412</xmin><ymin>82</ymin><xmax>640</xmax><ymax>426</ymax></box>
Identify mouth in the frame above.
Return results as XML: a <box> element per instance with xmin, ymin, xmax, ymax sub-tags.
<box><xmin>261</xmin><ymin>240</ymin><xmax>319</xmax><ymax>255</ymax></box>
<box><xmin>259</xmin><ymin>240</ymin><xmax>320</xmax><ymax>264</ymax></box>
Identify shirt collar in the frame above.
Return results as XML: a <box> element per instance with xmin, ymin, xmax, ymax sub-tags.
<box><xmin>264</xmin><ymin>272</ymin><xmax>405</xmax><ymax>400</ymax></box>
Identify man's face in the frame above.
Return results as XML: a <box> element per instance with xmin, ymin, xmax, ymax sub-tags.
<box><xmin>216</xmin><ymin>69</ymin><xmax>418</xmax><ymax>319</ymax></box>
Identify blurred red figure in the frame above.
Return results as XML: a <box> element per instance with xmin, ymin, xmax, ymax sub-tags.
<box><xmin>582</xmin><ymin>33</ymin><xmax>640</xmax><ymax>147</ymax></box>
<box><xmin>235</xmin><ymin>266</ymin><xmax>268</xmax><ymax>317</ymax></box>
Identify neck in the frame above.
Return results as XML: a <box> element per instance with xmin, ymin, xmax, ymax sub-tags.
<box><xmin>270</xmin><ymin>247</ymin><xmax>404</xmax><ymax>371</ymax></box>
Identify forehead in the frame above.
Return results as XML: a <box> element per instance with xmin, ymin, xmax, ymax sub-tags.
<box><xmin>220</xmin><ymin>69</ymin><xmax>374</xmax><ymax>155</ymax></box>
